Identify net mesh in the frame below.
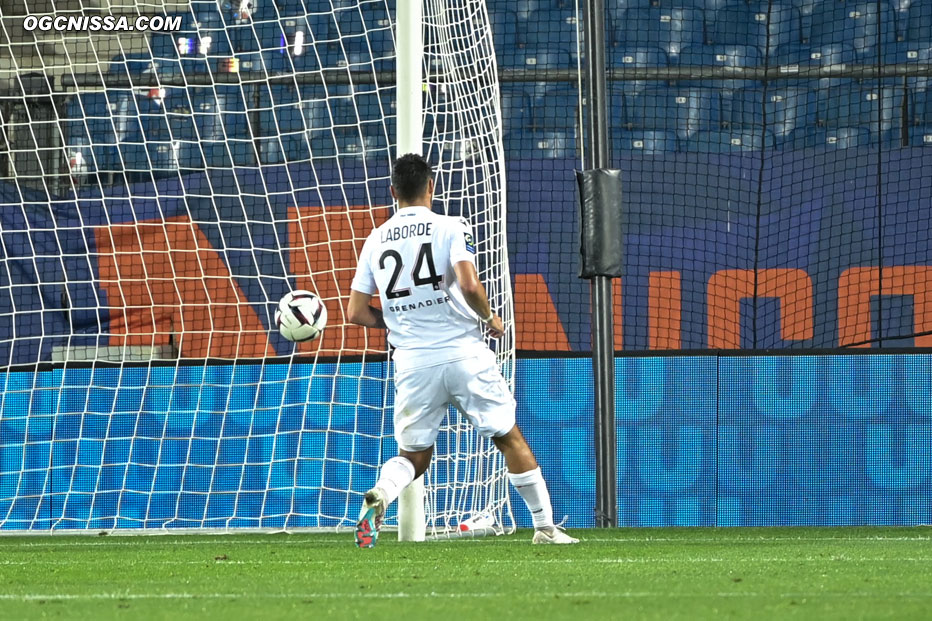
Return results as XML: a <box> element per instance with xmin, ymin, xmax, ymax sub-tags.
<box><xmin>488</xmin><ymin>0</ymin><xmax>932</xmax><ymax>352</ymax></box>
<box><xmin>0</xmin><ymin>0</ymin><xmax>513</xmax><ymax>533</ymax></box>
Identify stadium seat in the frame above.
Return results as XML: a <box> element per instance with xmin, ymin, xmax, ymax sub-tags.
<box><xmin>529</xmin><ymin>85</ymin><xmax>579</xmax><ymax>129</ymax></box>
<box><xmin>912</xmin><ymin>87</ymin><xmax>932</xmax><ymax>125</ymax></box>
<box><xmin>709</xmin><ymin>3</ymin><xmax>801</xmax><ymax>57</ymax></box>
<box><xmin>726</xmin><ymin>86</ymin><xmax>816</xmax><ymax>145</ymax></box>
<box><xmin>507</xmin><ymin>45</ymin><xmax>575</xmax><ymax>70</ymax></box>
<box><xmin>678</xmin><ymin>44</ymin><xmax>763</xmax><ymax>92</ymax></box>
<box><xmin>608</xmin><ymin>46</ymin><xmax>669</xmax><ymax>95</ymax></box>
<box><xmin>626</xmin><ymin>87</ymin><xmax>722</xmax><ymax>140</ymax></box>
<box><xmin>500</xmin><ymin>85</ymin><xmax>532</xmax><ymax>134</ymax></box>
<box><xmin>788</xmin><ymin>126</ymin><xmax>872</xmax><ymax>148</ymax></box>
<box><xmin>683</xmin><ymin>128</ymin><xmax>775</xmax><ymax>151</ymax></box>
<box><xmin>252</xmin><ymin>0</ymin><xmax>308</xmax><ymax>20</ymax></box>
<box><xmin>229</xmin><ymin>19</ymin><xmax>293</xmax><ymax>74</ymax></box>
<box><xmin>817</xmin><ymin>84</ymin><xmax>904</xmax><ymax>143</ymax></box>
<box><xmin>613</xmin><ymin>7</ymin><xmax>706</xmax><ymax>62</ymax></box>
<box><xmin>187</xmin><ymin>86</ymin><xmax>256</xmax><ymax>167</ymax></box>
<box><xmin>610</xmin><ymin>84</ymin><xmax>629</xmax><ymax>126</ymax></box>
<box><xmin>906</xmin><ymin>0</ymin><xmax>932</xmax><ymax>42</ymax></box>
<box><xmin>908</xmin><ymin>125</ymin><xmax>932</xmax><ymax>145</ymax></box>
<box><xmin>809</xmin><ymin>1</ymin><xmax>896</xmax><ymax>60</ymax></box>
<box><xmin>773</xmin><ymin>42</ymin><xmax>857</xmax><ymax>89</ymax></box>
<box><xmin>505</xmin><ymin>128</ymin><xmax>578</xmax><ymax>158</ymax></box>
<box><xmin>335</xmin><ymin>7</ymin><xmax>394</xmax><ymax>70</ymax></box>
<box><xmin>63</xmin><ymin>92</ymin><xmax>117</xmax><ymax>179</ymax></box>
<box><xmin>612</xmin><ymin>128</ymin><xmax>679</xmax><ymax>153</ymax></box>
<box><xmin>309</xmin><ymin>126</ymin><xmax>366</xmax><ymax>160</ymax></box>
<box><xmin>255</xmin><ymin>84</ymin><xmax>309</xmax><ymax>164</ymax></box>
<box><xmin>488</xmin><ymin>9</ymin><xmax>520</xmax><ymax>53</ymax></box>
<box><xmin>516</xmin><ymin>7</ymin><xmax>578</xmax><ymax>47</ymax></box>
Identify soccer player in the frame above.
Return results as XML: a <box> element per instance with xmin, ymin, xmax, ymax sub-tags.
<box><xmin>348</xmin><ymin>153</ymin><xmax>578</xmax><ymax>547</ymax></box>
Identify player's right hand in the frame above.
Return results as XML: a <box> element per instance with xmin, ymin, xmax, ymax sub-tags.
<box><xmin>486</xmin><ymin>315</ymin><xmax>504</xmax><ymax>339</ymax></box>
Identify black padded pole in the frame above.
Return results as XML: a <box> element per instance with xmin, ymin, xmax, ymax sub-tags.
<box><xmin>580</xmin><ymin>0</ymin><xmax>618</xmax><ymax>529</ymax></box>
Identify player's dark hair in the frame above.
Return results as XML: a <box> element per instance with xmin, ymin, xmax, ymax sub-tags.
<box><xmin>391</xmin><ymin>153</ymin><xmax>433</xmax><ymax>203</ymax></box>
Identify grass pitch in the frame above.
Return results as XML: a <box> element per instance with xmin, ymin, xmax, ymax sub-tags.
<box><xmin>2</xmin><ymin>527</ymin><xmax>931</xmax><ymax>620</ymax></box>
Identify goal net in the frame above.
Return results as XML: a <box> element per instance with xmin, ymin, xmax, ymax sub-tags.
<box><xmin>0</xmin><ymin>0</ymin><xmax>514</xmax><ymax>535</ymax></box>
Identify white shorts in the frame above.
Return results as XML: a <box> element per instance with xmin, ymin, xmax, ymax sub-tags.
<box><xmin>393</xmin><ymin>350</ymin><xmax>516</xmax><ymax>452</ymax></box>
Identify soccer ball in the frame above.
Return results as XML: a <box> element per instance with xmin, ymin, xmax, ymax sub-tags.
<box><xmin>275</xmin><ymin>290</ymin><xmax>328</xmax><ymax>342</ymax></box>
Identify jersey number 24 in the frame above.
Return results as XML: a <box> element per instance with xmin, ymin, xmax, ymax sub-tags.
<box><xmin>379</xmin><ymin>243</ymin><xmax>444</xmax><ymax>299</ymax></box>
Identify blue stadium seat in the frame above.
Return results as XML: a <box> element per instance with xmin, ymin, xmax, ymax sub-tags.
<box><xmin>913</xmin><ymin>87</ymin><xmax>932</xmax><ymax>125</ymax></box>
<box><xmin>516</xmin><ymin>7</ymin><xmax>578</xmax><ymax>47</ymax></box>
<box><xmin>709</xmin><ymin>3</ymin><xmax>801</xmax><ymax>57</ymax></box>
<box><xmin>810</xmin><ymin>1</ymin><xmax>896</xmax><ymax>60</ymax></box>
<box><xmin>906</xmin><ymin>0</ymin><xmax>932</xmax><ymax>42</ymax></box>
<box><xmin>613</xmin><ymin>7</ymin><xmax>706</xmax><ymax>62</ymax></box>
<box><xmin>105</xmin><ymin>90</ymin><xmax>146</xmax><ymax>175</ymax></box>
<box><xmin>529</xmin><ymin>85</ymin><xmax>578</xmax><ymax>129</ymax></box>
<box><xmin>335</xmin><ymin>6</ymin><xmax>393</xmax><ymax>70</ymax></box>
<box><xmin>255</xmin><ymin>84</ymin><xmax>308</xmax><ymax>164</ymax></box>
<box><xmin>887</xmin><ymin>0</ymin><xmax>915</xmax><ymax>40</ymax></box>
<box><xmin>773</xmin><ymin>42</ymin><xmax>857</xmax><ymax>88</ymax></box>
<box><xmin>608</xmin><ymin>46</ymin><xmax>669</xmax><ymax>95</ymax></box>
<box><xmin>612</xmin><ymin>129</ymin><xmax>679</xmax><ymax>153</ymax></box>
<box><xmin>610</xmin><ymin>84</ymin><xmax>629</xmax><ymax>126</ymax></box>
<box><xmin>506</xmin><ymin>128</ymin><xmax>578</xmax><ymax>158</ymax></box>
<box><xmin>500</xmin><ymin>85</ymin><xmax>532</xmax><ymax>133</ymax></box>
<box><xmin>783</xmin><ymin>0</ymin><xmax>825</xmax><ymax>41</ymax></box>
<box><xmin>788</xmin><ymin>126</ymin><xmax>872</xmax><ymax>149</ymax></box>
<box><xmin>817</xmin><ymin>85</ymin><xmax>905</xmax><ymax>143</ymax></box>
<box><xmin>726</xmin><ymin>87</ymin><xmax>816</xmax><ymax>145</ymax></box>
<box><xmin>489</xmin><ymin>9</ymin><xmax>520</xmax><ymax>53</ymax></box>
<box><xmin>63</xmin><ymin>92</ymin><xmax>117</xmax><ymax>178</ymax></box>
<box><xmin>678</xmin><ymin>44</ymin><xmax>762</xmax><ymax>92</ymax></box>
<box><xmin>187</xmin><ymin>86</ymin><xmax>256</xmax><ymax>168</ymax></box>
<box><xmin>309</xmin><ymin>126</ymin><xmax>367</xmax><ymax>160</ymax></box>
<box><xmin>908</xmin><ymin>125</ymin><xmax>932</xmax><ymax>145</ymax></box>
<box><xmin>627</xmin><ymin>87</ymin><xmax>722</xmax><ymax>139</ymax></box>
<box><xmin>683</xmin><ymin>128</ymin><xmax>775</xmax><ymax>151</ymax></box>
<box><xmin>508</xmin><ymin>45</ymin><xmax>575</xmax><ymax>70</ymax></box>
<box><xmin>252</xmin><ymin>0</ymin><xmax>308</xmax><ymax>20</ymax></box>
<box><xmin>229</xmin><ymin>19</ymin><xmax>293</xmax><ymax>74</ymax></box>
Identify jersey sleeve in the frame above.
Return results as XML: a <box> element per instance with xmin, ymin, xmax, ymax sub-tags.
<box><xmin>350</xmin><ymin>235</ymin><xmax>378</xmax><ymax>295</ymax></box>
<box><xmin>449</xmin><ymin>217</ymin><xmax>478</xmax><ymax>266</ymax></box>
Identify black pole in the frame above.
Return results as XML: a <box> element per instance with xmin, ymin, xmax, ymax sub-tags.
<box><xmin>581</xmin><ymin>0</ymin><xmax>617</xmax><ymax>528</ymax></box>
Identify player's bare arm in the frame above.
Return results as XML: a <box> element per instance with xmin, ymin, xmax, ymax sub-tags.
<box><xmin>347</xmin><ymin>290</ymin><xmax>387</xmax><ymax>329</ymax></box>
<box><xmin>453</xmin><ymin>260</ymin><xmax>505</xmax><ymax>338</ymax></box>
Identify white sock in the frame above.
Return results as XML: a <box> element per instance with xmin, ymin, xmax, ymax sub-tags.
<box><xmin>508</xmin><ymin>467</ymin><xmax>554</xmax><ymax>530</ymax></box>
<box><xmin>375</xmin><ymin>456</ymin><xmax>416</xmax><ymax>506</ymax></box>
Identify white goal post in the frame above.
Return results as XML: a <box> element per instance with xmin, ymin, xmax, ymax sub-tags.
<box><xmin>0</xmin><ymin>0</ymin><xmax>515</xmax><ymax>537</ymax></box>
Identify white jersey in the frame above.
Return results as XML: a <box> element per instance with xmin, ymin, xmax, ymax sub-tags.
<box><xmin>351</xmin><ymin>206</ymin><xmax>488</xmax><ymax>370</ymax></box>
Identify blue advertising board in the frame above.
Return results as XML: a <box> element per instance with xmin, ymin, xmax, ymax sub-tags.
<box><xmin>2</xmin><ymin>354</ymin><xmax>930</xmax><ymax>530</ymax></box>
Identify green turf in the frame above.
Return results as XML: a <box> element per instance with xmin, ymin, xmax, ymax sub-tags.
<box><xmin>2</xmin><ymin>527</ymin><xmax>931</xmax><ymax>620</ymax></box>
